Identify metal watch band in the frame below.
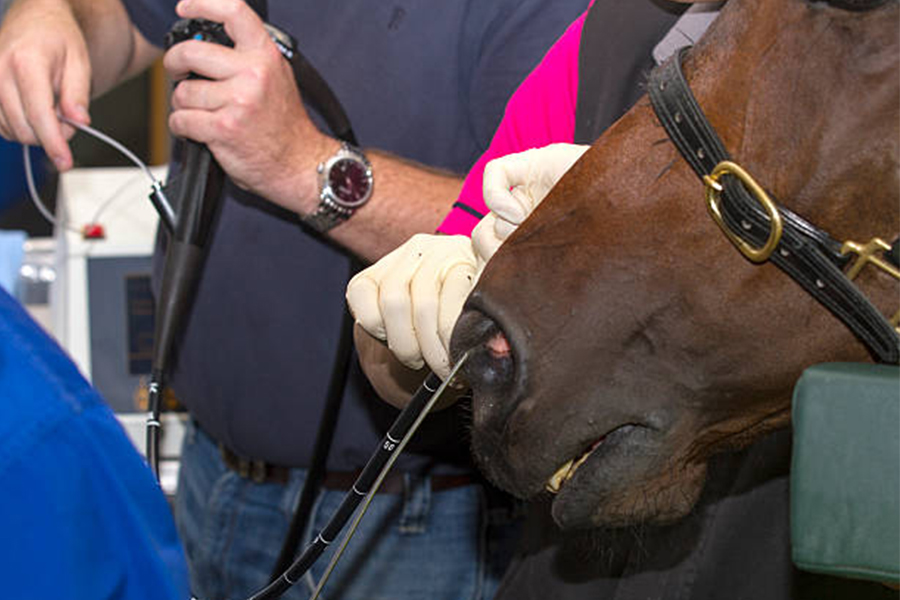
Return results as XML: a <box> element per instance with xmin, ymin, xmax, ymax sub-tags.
<box><xmin>302</xmin><ymin>196</ymin><xmax>352</xmax><ymax>233</ymax></box>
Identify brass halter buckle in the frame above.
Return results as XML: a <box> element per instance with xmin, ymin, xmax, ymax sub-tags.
<box><xmin>841</xmin><ymin>238</ymin><xmax>900</xmax><ymax>331</ymax></box>
<box><xmin>703</xmin><ymin>161</ymin><xmax>784</xmax><ymax>263</ymax></box>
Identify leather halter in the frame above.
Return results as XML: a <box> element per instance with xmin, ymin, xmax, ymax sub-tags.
<box><xmin>648</xmin><ymin>48</ymin><xmax>900</xmax><ymax>365</ymax></box>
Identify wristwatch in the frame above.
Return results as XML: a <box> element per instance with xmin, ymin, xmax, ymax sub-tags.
<box><xmin>303</xmin><ymin>142</ymin><xmax>374</xmax><ymax>233</ymax></box>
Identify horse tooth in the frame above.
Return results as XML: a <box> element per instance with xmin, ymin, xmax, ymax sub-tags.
<box><xmin>569</xmin><ymin>448</ymin><xmax>592</xmax><ymax>474</ymax></box>
<box><xmin>546</xmin><ymin>459</ymin><xmax>574</xmax><ymax>494</ymax></box>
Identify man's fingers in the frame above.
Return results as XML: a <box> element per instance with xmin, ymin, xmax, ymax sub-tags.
<box><xmin>0</xmin><ymin>102</ymin><xmax>13</xmax><ymax>140</ymax></box>
<box><xmin>0</xmin><ymin>86</ymin><xmax>24</xmax><ymax>142</ymax></box>
<box><xmin>17</xmin><ymin>60</ymin><xmax>73</xmax><ymax>169</ymax></box>
<box><xmin>176</xmin><ymin>0</ymin><xmax>270</xmax><ymax>50</ymax></box>
<box><xmin>170</xmin><ymin>78</ymin><xmax>228</xmax><ymax>111</ymax></box>
<box><xmin>168</xmin><ymin>107</ymin><xmax>218</xmax><ymax>144</ymax></box>
<box><xmin>58</xmin><ymin>47</ymin><xmax>92</xmax><ymax>128</ymax></box>
<box><xmin>164</xmin><ymin>40</ymin><xmax>238</xmax><ymax>82</ymax></box>
<box><xmin>0</xmin><ymin>80</ymin><xmax>38</xmax><ymax>145</ymax></box>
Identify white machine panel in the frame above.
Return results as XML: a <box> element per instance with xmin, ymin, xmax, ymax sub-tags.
<box><xmin>50</xmin><ymin>166</ymin><xmax>183</xmax><ymax>494</ymax></box>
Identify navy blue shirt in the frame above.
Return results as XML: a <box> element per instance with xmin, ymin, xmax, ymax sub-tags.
<box><xmin>123</xmin><ymin>0</ymin><xmax>589</xmax><ymax>470</ymax></box>
<box><xmin>0</xmin><ymin>288</ymin><xmax>190</xmax><ymax>599</ymax></box>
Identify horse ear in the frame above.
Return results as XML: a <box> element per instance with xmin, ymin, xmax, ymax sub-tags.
<box><xmin>822</xmin><ymin>0</ymin><xmax>894</xmax><ymax>11</ymax></box>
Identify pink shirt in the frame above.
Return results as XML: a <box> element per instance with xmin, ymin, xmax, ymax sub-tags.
<box><xmin>437</xmin><ymin>8</ymin><xmax>587</xmax><ymax>235</ymax></box>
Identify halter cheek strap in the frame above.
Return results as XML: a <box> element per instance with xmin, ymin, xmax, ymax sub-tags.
<box><xmin>648</xmin><ymin>48</ymin><xmax>900</xmax><ymax>365</ymax></box>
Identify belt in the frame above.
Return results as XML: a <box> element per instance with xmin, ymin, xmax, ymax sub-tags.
<box><xmin>219</xmin><ymin>443</ymin><xmax>473</xmax><ymax>492</ymax></box>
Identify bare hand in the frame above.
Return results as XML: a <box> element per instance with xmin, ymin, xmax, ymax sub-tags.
<box><xmin>165</xmin><ymin>0</ymin><xmax>331</xmax><ymax>213</ymax></box>
<box><xmin>0</xmin><ymin>0</ymin><xmax>92</xmax><ymax>170</ymax></box>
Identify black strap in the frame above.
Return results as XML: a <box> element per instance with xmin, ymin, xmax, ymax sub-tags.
<box><xmin>257</xmin><ymin>11</ymin><xmax>359</xmax><ymax>581</ymax></box>
<box><xmin>648</xmin><ymin>48</ymin><xmax>899</xmax><ymax>364</ymax></box>
<box><xmin>288</xmin><ymin>49</ymin><xmax>356</xmax><ymax>146</ymax></box>
<box><xmin>825</xmin><ymin>0</ymin><xmax>895</xmax><ymax>11</ymax></box>
<box><xmin>269</xmin><ymin>270</ymin><xmax>358</xmax><ymax>580</ymax></box>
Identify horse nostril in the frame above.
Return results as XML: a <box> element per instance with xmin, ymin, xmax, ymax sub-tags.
<box><xmin>487</xmin><ymin>331</ymin><xmax>511</xmax><ymax>359</ymax></box>
<box><xmin>451</xmin><ymin>308</ymin><xmax>518</xmax><ymax>399</ymax></box>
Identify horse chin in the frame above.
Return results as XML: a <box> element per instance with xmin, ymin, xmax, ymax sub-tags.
<box><xmin>549</xmin><ymin>445</ymin><xmax>708</xmax><ymax>530</ymax></box>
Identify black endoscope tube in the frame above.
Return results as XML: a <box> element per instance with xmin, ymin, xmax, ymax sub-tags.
<box><xmin>247</xmin><ymin>371</ymin><xmax>445</xmax><ymax>600</ymax></box>
<box><xmin>147</xmin><ymin>139</ymin><xmax>224</xmax><ymax>479</ymax></box>
<box><xmin>146</xmin><ymin>18</ymin><xmax>232</xmax><ymax>479</ymax></box>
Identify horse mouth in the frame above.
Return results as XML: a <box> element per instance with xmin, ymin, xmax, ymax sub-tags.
<box><xmin>544</xmin><ymin>424</ymin><xmax>637</xmax><ymax>495</ymax></box>
<box><xmin>545</xmin><ymin>436</ymin><xmax>608</xmax><ymax>494</ymax></box>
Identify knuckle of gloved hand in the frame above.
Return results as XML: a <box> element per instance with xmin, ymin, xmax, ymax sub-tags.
<box><xmin>407</xmin><ymin>232</ymin><xmax>432</xmax><ymax>252</ymax></box>
<box><xmin>380</xmin><ymin>283</ymin><xmax>412</xmax><ymax>311</ymax></box>
<box><xmin>412</xmin><ymin>297</ymin><xmax>439</xmax><ymax>325</ymax></box>
<box><xmin>391</xmin><ymin>343</ymin><xmax>424</xmax><ymax>369</ymax></box>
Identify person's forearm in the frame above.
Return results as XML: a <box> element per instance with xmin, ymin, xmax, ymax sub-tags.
<box><xmin>14</xmin><ymin>0</ymin><xmax>158</xmax><ymax>98</ymax></box>
<box><xmin>64</xmin><ymin>0</ymin><xmax>160</xmax><ymax>95</ymax></box>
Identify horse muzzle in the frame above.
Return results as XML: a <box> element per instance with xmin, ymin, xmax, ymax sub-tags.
<box><xmin>450</xmin><ymin>295</ymin><xmax>523</xmax><ymax>419</ymax></box>
<box><xmin>450</xmin><ymin>291</ymin><xmax>537</xmax><ymax>492</ymax></box>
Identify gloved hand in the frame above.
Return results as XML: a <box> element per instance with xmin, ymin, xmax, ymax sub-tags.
<box><xmin>482</xmin><ymin>143</ymin><xmax>590</xmax><ymax>240</ymax></box>
<box><xmin>348</xmin><ymin>144</ymin><xmax>589</xmax><ymax>381</ymax></box>
<box><xmin>346</xmin><ymin>234</ymin><xmax>477</xmax><ymax>379</ymax></box>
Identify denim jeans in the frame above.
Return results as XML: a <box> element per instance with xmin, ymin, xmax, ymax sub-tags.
<box><xmin>175</xmin><ymin>421</ymin><xmax>522</xmax><ymax>600</ymax></box>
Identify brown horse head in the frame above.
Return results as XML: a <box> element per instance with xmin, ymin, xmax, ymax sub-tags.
<box><xmin>451</xmin><ymin>0</ymin><xmax>899</xmax><ymax>530</ymax></box>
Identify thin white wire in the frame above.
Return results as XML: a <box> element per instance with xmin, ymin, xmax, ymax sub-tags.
<box><xmin>23</xmin><ymin>145</ymin><xmax>80</xmax><ymax>234</ymax></box>
<box><xmin>58</xmin><ymin>115</ymin><xmax>158</xmax><ymax>183</ymax></box>
<box><xmin>22</xmin><ymin>115</ymin><xmax>164</xmax><ymax>234</ymax></box>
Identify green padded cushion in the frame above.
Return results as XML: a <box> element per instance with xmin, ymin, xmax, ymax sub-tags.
<box><xmin>791</xmin><ymin>362</ymin><xmax>900</xmax><ymax>584</ymax></box>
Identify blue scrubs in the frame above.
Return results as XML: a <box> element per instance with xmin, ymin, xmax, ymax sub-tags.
<box><xmin>0</xmin><ymin>288</ymin><xmax>189</xmax><ymax>600</ymax></box>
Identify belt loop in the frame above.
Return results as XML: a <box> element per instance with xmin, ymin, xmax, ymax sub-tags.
<box><xmin>398</xmin><ymin>473</ymin><xmax>430</xmax><ymax>534</ymax></box>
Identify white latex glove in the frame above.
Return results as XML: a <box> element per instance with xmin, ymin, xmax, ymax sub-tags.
<box><xmin>471</xmin><ymin>212</ymin><xmax>503</xmax><ymax>276</ymax></box>
<box><xmin>346</xmin><ymin>234</ymin><xmax>477</xmax><ymax>379</ymax></box>
<box><xmin>483</xmin><ymin>143</ymin><xmax>590</xmax><ymax>240</ymax></box>
<box><xmin>470</xmin><ymin>143</ymin><xmax>590</xmax><ymax>276</ymax></box>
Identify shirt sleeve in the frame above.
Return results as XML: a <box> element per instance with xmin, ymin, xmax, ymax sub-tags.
<box><xmin>120</xmin><ymin>0</ymin><xmax>179</xmax><ymax>48</ymax></box>
<box><xmin>0</xmin><ymin>288</ymin><xmax>190</xmax><ymax>600</ymax></box>
<box><xmin>1</xmin><ymin>409</ymin><xmax>191</xmax><ymax>600</ymax></box>
<box><xmin>438</xmin><ymin>8</ymin><xmax>587</xmax><ymax>236</ymax></box>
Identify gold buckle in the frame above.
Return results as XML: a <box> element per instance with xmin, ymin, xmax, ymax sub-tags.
<box><xmin>703</xmin><ymin>161</ymin><xmax>783</xmax><ymax>263</ymax></box>
<box><xmin>841</xmin><ymin>238</ymin><xmax>900</xmax><ymax>330</ymax></box>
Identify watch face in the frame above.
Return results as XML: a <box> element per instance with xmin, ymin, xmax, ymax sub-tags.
<box><xmin>328</xmin><ymin>158</ymin><xmax>372</xmax><ymax>208</ymax></box>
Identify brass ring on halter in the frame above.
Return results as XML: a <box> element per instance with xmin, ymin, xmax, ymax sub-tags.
<box><xmin>703</xmin><ymin>160</ymin><xmax>783</xmax><ymax>263</ymax></box>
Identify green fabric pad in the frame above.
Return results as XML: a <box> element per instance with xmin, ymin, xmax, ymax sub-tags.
<box><xmin>791</xmin><ymin>362</ymin><xmax>900</xmax><ymax>584</ymax></box>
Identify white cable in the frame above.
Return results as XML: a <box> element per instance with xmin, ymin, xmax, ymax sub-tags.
<box><xmin>58</xmin><ymin>115</ymin><xmax>158</xmax><ymax>183</ymax></box>
<box><xmin>23</xmin><ymin>145</ymin><xmax>80</xmax><ymax>234</ymax></box>
<box><xmin>22</xmin><ymin>115</ymin><xmax>165</xmax><ymax>234</ymax></box>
